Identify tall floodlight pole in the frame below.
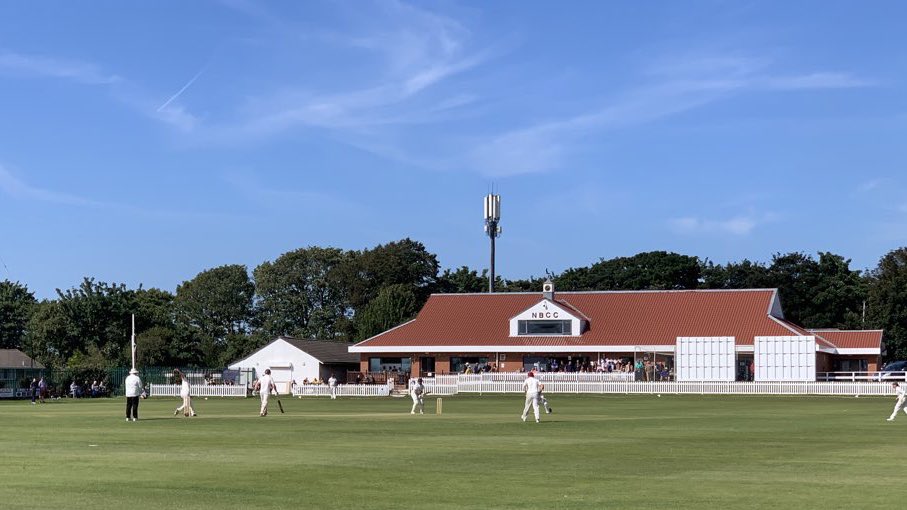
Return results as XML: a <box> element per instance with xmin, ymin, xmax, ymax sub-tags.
<box><xmin>130</xmin><ymin>314</ymin><xmax>136</xmax><ymax>371</ymax></box>
<box><xmin>483</xmin><ymin>193</ymin><xmax>502</xmax><ymax>292</ymax></box>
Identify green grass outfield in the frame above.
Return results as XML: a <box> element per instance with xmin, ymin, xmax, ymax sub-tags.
<box><xmin>1</xmin><ymin>394</ymin><xmax>904</xmax><ymax>509</ymax></box>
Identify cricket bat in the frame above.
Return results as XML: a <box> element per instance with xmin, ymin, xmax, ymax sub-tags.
<box><xmin>277</xmin><ymin>396</ymin><xmax>285</xmax><ymax>414</ymax></box>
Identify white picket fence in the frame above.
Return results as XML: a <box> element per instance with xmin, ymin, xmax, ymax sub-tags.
<box><xmin>412</xmin><ymin>374</ymin><xmax>897</xmax><ymax>397</ymax></box>
<box><xmin>149</xmin><ymin>384</ymin><xmax>247</xmax><ymax>398</ymax></box>
<box><xmin>292</xmin><ymin>384</ymin><xmax>391</xmax><ymax>397</ymax></box>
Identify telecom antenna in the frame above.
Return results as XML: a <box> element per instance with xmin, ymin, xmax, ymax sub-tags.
<box><xmin>483</xmin><ymin>192</ymin><xmax>502</xmax><ymax>292</ymax></box>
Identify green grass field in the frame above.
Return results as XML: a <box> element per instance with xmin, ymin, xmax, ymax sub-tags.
<box><xmin>1</xmin><ymin>394</ymin><xmax>903</xmax><ymax>509</ymax></box>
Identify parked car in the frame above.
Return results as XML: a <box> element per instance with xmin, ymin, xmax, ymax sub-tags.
<box><xmin>878</xmin><ymin>361</ymin><xmax>907</xmax><ymax>381</ymax></box>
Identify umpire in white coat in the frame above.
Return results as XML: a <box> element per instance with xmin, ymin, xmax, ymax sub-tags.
<box><xmin>124</xmin><ymin>368</ymin><xmax>142</xmax><ymax>422</ymax></box>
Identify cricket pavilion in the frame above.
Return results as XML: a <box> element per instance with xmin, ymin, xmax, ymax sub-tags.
<box><xmin>349</xmin><ymin>281</ymin><xmax>883</xmax><ymax>382</ymax></box>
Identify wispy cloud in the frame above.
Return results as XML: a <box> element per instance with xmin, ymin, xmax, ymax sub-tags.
<box><xmin>859</xmin><ymin>178</ymin><xmax>884</xmax><ymax>192</ymax></box>
<box><xmin>0</xmin><ymin>163</ymin><xmax>239</xmax><ymax>222</ymax></box>
<box><xmin>470</xmin><ymin>55</ymin><xmax>875</xmax><ymax>177</ymax></box>
<box><xmin>0</xmin><ymin>50</ymin><xmax>121</xmax><ymax>85</ymax></box>
<box><xmin>223</xmin><ymin>172</ymin><xmax>368</xmax><ymax>215</ymax></box>
<box><xmin>0</xmin><ymin>48</ymin><xmax>202</xmax><ymax>132</ymax></box>
<box><xmin>668</xmin><ymin>211</ymin><xmax>779</xmax><ymax>236</ymax></box>
<box><xmin>761</xmin><ymin>72</ymin><xmax>874</xmax><ymax>90</ymax></box>
<box><xmin>0</xmin><ymin>164</ymin><xmax>103</xmax><ymax>207</ymax></box>
<box><xmin>193</xmin><ymin>0</ymin><xmax>496</xmax><ymax>143</ymax></box>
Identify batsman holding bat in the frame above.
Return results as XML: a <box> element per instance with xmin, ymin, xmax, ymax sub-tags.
<box><xmin>410</xmin><ymin>377</ymin><xmax>426</xmax><ymax>415</ymax></box>
<box><xmin>254</xmin><ymin>369</ymin><xmax>277</xmax><ymax>417</ymax></box>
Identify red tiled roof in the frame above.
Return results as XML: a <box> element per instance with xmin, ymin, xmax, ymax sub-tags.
<box><xmin>772</xmin><ymin>318</ymin><xmax>837</xmax><ymax>349</ymax></box>
<box><xmin>808</xmin><ymin>330</ymin><xmax>883</xmax><ymax>350</ymax></box>
<box><xmin>356</xmin><ymin>289</ymin><xmax>799</xmax><ymax>349</ymax></box>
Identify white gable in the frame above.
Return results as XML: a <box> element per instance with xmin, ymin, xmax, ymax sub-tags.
<box><xmin>509</xmin><ymin>299</ymin><xmax>584</xmax><ymax>336</ymax></box>
<box><xmin>228</xmin><ymin>338</ymin><xmax>323</xmax><ymax>390</ymax></box>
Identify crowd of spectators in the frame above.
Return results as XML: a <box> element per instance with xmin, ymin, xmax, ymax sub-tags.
<box><xmin>68</xmin><ymin>379</ymin><xmax>108</xmax><ymax>398</ymax></box>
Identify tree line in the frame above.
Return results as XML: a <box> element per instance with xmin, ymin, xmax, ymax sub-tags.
<box><xmin>2</xmin><ymin>240</ymin><xmax>907</xmax><ymax>370</ymax></box>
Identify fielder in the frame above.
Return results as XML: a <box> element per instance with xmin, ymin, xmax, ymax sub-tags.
<box><xmin>410</xmin><ymin>377</ymin><xmax>426</xmax><ymax>414</ymax></box>
<box><xmin>173</xmin><ymin>369</ymin><xmax>196</xmax><ymax>417</ymax></box>
<box><xmin>254</xmin><ymin>369</ymin><xmax>276</xmax><ymax>417</ymax></box>
<box><xmin>521</xmin><ymin>372</ymin><xmax>543</xmax><ymax>423</ymax></box>
<box><xmin>887</xmin><ymin>381</ymin><xmax>907</xmax><ymax>421</ymax></box>
<box><xmin>328</xmin><ymin>374</ymin><xmax>338</xmax><ymax>400</ymax></box>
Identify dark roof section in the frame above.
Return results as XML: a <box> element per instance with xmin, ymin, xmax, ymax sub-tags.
<box><xmin>0</xmin><ymin>349</ymin><xmax>45</xmax><ymax>369</ymax></box>
<box><xmin>280</xmin><ymin>337</ymin><xmax>359</xmax><ymax>364</ymax></box>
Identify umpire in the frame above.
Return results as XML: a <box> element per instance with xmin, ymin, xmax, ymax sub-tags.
<box><xmin>125</xmin><ymin>368</ymin><xmax>142</xmax><ymax>422</ymax></box>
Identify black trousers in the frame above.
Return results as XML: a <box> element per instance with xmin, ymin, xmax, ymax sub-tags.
<box><xmin>126</xmin><ymin>396</ymin><xmax>139</xmax><ymax>419</ymax></box>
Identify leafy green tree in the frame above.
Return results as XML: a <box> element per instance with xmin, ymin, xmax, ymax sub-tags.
<box><xmin>342</xmin><ymin>238</ymin><xmax>440</xmax><ymax>309</ymax></box>
<box><xmin>175</xmin><ymin>265</ymin><xmax>255</xmax><ymax>365</ymax></box>
<box><xmin>134</xmin><ymin>288</ymin><xmax>176</xmax><ymax>331</ymax></box>
<box><xmin>24</xmin><ymin>300</ymin><xmax>72</xmax><ymax>369</ymax></box>
<box><xmin>767</xmin><ymin>252</ymin><xmax>866</xmax><ymax>328</ymax></box>
<box><xmin>254</xmin><ymin>247</ymin><xmax>351</xmax><ymax>340</ymax></box>
<box><xmin>0</xmin><ymin>280</ymin><xmax>36</xmax><ymax>349</ymax></box>
<box><xmin>437</xmin><ymin>266</ymin><xmax>492</xmax><ymax>293</ymax></box>
<box><xmin>354</xmin><ymin>284</ymin><xmax>419</xmax><ymax>341</ymax></box>
<box><xmin>700</xmin><ymin>259</ymin><xmax>772</xmax><ymax>289</ymax></box>
<box><xmin>867</xmin><ymin>247</ymin><xmax>907</xmax><ymax>361</ymax></box>
<box><xmin>503</xmin><ymin>276</ymin><xmax>547</xmax><ymax>292</ymax></box>
<box><xmin>54</xmin><ymin>278</ymin><xmax>137</xmax><ymax>367</ymax></box>
<box><xmin>558</xmin><ymin>251</ymin><xmax>702</xmax><ymax>290</ymax></box>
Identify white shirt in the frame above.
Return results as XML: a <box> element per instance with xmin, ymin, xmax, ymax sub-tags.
<box><xmin>125</xmin><ymin>374</ymin><xmax>142</xmax><ymax>397</ymax></box>
<box><xmin>411</xmin><ymin>382</ymin><xmax>424</xmax><ymax>397</ymax></box>
<box><xmin>523</xmin><ymin>376</ymin><xmax>541</xmax><ymax>395</ymax></box>
<box><xmin>180</xmin><ymin>378</ymin><xmax>190</xmax><ymax>397</ymax></box>
<box><xmin>259</xmin><ymin>374</ymin><xmax>273</xmax><ymax>395</ymax></box>
<box><xmin>329</xmin><ymin>377</ymin><xmax>337</xmax><ymax>387</ymax></box>
<box><xmin>896</xmin><ymin>386</ymin><xmax>906</xmax><ymax>400</ymax></box>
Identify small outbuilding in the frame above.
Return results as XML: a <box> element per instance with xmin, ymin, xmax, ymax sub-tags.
<box><xmin>228</xmin><ymin>336</ymin><xmax>358</xmax><ymax>393</ymax></box>
<box><xmin>0</xmin><ymin>349</ymin><xmax>45</xmax><ymax>398</ymax></box>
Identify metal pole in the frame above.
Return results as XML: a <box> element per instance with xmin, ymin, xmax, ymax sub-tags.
<box><xmin>489</xmin><ymin>228</ymin><xmax>496</xmax><ymax>292</ymax></box>
<box><xmin>131</xmin><ymin>314</ymin><xmax>136</xmax><ymax>370</ymax></box>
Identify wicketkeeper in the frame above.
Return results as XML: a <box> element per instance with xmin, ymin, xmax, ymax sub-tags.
<box><xmin>538</xmin><ymin>387</ymin><xmax>553</xmax><ymax>414</ymax></box>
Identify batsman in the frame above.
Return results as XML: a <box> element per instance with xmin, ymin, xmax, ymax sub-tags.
<box><xmin>254</xmin><ymin>369</ymin><xmax>277</xmax><ymax>417</ymax></box>
<box><xmin>410</xmin><ymin>377</ymin><xmax>426</xmax><ymax>415</ymax></box>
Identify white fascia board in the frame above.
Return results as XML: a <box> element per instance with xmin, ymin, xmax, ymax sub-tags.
<box><xmin>835</xmin><ymin>348</ymin><xmax>881</xmax><ymax>355</ymax></box>
<box><xmin>767</xmin><ymin>315</ymin><xmax>806</xmax><ymax>336</ymax></box>
<box><xmin>734</xmin><ymin>345</ymin><xmax>755</xmax><ymax>352</ymax></box>
<box><xmin>817</xmin><ymin>345</ymin><xmax>837</xmax><ymax>354</ymax></box>
<box><xmin>349</xmin><ymin>345</ymin><xmax>677</xmax><ymax>354</ymax></box>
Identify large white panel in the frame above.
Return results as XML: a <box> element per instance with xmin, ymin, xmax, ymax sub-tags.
<box><xmin>754</xmin><ymin>336</ymin><xmax>816</xmax><ymax>381</ymax></box>
<box><xmin>676</xmin><ymin>337</ymin><xmax>735</xmax><ymax>382</ymax></box>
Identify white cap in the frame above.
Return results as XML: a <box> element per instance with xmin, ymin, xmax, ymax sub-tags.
<box><xmin>129</xmin><ymin>368</ymin><xmax>139</xmax><ymax>374</ymax></box>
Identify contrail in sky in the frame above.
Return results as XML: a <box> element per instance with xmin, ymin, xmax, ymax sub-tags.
<box><xmin>156</xmin><ymin>66</ymin><xmax>206</xmax><ymax>112</ymax></box>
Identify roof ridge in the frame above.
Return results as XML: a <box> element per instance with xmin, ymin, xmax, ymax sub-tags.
<box><xmin>430</xmin><ymin>288</ymin><xmax>779</xmax><ymax>297</ymax></box>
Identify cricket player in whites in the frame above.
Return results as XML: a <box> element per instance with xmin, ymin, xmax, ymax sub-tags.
<box><xmin>887</xmin><ymin>381</ymin><xmax>907</xmax><ymax>421</ymax></box>
<box><xmin>410</xmin><ymin>377</ymin><xmax>425</xmax><ymax>414</ymax></box>
<box><xmin>521</xmin><ymin>371</ymin><xmax>543</xmax><ymax>423</ymax></box>
<box><xmin>328</xmin><ymin>373</ymin><xmax>338</xmax><ymax>400</ymax></box>
<box><xmin>254</xmin><ymin>369</ymin><xmax>276</xmax><ymax>417</ymax></box>
<box><xmin>173</xmin><ymin>369</ymin><xmax>196</xmax><ymax>417</ymax></box>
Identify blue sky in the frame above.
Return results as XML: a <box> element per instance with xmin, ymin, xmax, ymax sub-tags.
<box><xmin>1</xmin><ymin>1</ymin><xmax>905</xmax><ymax>299</ymax></box>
